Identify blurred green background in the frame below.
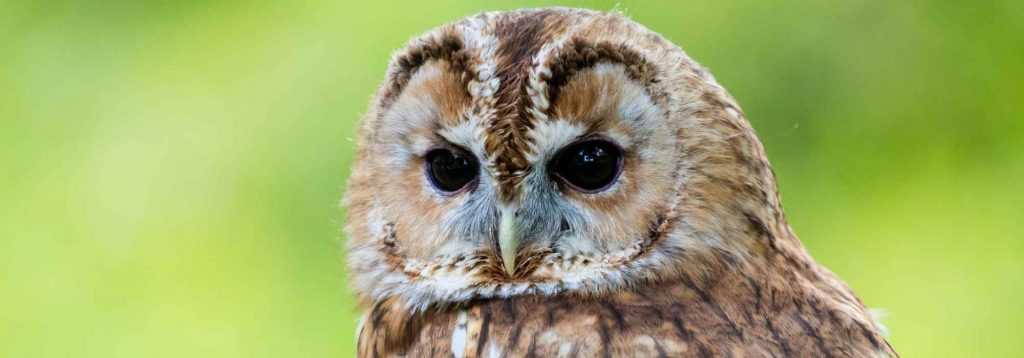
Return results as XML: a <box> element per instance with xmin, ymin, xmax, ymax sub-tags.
<box><xmin>1</xmin><ymin>0</ymin><xmax>1021</xmax><ymax>356</ymax></box>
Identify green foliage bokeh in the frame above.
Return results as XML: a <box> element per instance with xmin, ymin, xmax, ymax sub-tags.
<box><xmin>2</xmin><ymin>1</ymin><xmax>1021</xmax><ymax>356</ymax></box>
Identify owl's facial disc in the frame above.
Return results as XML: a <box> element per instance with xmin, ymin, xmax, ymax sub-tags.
<box><xmin>345</xmin><ymin>10</ymin><xmax>732</xmax><ymax>310</ymax></box>
<box><xmin>354</xmin><ymin>57</ymin><xmax>674</xmax><ymax>270</ymax></box>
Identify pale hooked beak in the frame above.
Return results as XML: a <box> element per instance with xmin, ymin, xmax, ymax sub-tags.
<box><xmin>498</xmin><ymin>205</ymin><xmax>519</xmax><ymax>276</ymax></box>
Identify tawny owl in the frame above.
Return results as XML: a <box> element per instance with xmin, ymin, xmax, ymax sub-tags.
<box><xmin>344</xmin><ymin>8</ymin><xmax>895</xmax><ymax>357</ymax></box>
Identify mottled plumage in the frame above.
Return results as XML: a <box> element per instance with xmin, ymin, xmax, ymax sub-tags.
<box><xmin>344</xmin><ymin>8</ymin><xmax>895</xmax><ymax>357</ymax></box>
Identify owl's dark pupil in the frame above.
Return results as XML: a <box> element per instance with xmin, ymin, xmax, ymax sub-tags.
<box><xmin>551</xmin><ymin>140</ymin><xmax>623</xmax><ymax>192</ymax></box>
<box><xmin>426</xmin><ymin>148</ymin><xmax>478</xmax><ymax>193</ymax></box>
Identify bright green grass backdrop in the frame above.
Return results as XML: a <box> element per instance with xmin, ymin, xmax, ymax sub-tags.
<box><xmin>2</xmin><ymin>1</ymin><xmax>1021</xmax><ymax>356</ymax></box>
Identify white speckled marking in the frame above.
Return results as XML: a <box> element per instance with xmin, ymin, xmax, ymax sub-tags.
<box><xmin>486</xmin><ymin>339</ymin><xmax>503</xmax><ymax>358</ymax></box>
<box><xmin>451</xmin><ymin>310</ymin><xmax>469</xmax><ymax>358</ymax></box>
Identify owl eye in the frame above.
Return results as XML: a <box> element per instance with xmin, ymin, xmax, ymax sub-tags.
<box><xmin>425</xmin><ymin>148</ymin><xmax>479</xmax><ymax>193</ymax></box>
<box><xmin>550</xmin><ymin>139</ymin><xmax>623</xmax><ymax>193</ymax></box>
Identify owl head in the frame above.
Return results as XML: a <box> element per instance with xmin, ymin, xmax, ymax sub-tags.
<box><xmin>345</xmin><ymin>8</ymin><xmax>786</xmax><ymax>312</ymax></box>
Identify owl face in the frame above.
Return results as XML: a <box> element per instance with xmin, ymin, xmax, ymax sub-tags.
<box><xmin>346</xmin><ymin>9</ymin><xmax>776</xmax><ymax>311</ymax></box>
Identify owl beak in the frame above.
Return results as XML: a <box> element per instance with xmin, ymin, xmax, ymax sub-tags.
<box><xmin>498</xmin><ymin>205</ymin><xmax>519</xmax><ymax>276</ymax></box>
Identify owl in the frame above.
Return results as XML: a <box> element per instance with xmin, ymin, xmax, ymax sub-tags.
<box><xmin>344</xmin><ymin>8</ymin><xmax>895</xmax><ymax>357</ymax></box>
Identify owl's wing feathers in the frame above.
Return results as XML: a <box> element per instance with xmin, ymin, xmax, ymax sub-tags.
<box><xmin>359</xmin><ymin>258</ymin><xmax>896</xmax><ymax>358</ymax></box>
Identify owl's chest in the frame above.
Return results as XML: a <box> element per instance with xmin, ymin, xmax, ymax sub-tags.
<box><xmin>358</xmin><ymin>279</ymin><xmax>892</xmax><ymax>357</ymax></box>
